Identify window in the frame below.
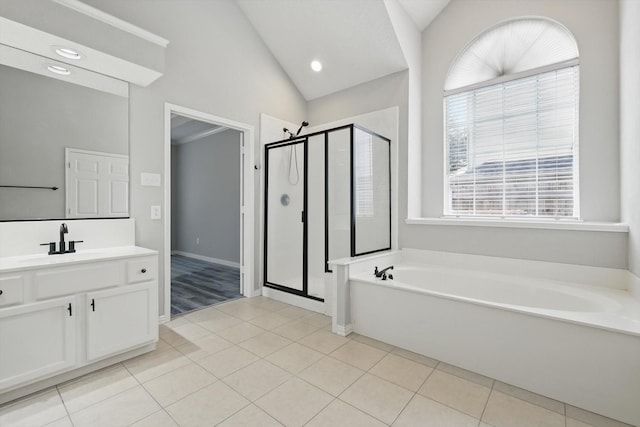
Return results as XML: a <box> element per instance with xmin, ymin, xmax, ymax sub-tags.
<box><xmin>444</xmin><ymin>18</ymin><xmax>580</xmax><ymax>218</ymax></box>
<box><xmin>354</xmin><ymin>128</ymin><xmax>374</xmax><ymax>217</ymax></box>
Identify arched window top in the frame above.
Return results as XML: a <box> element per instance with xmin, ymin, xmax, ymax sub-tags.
<box><xmin>445</xmin><ymin>17</ymin><xmax>579</xmax><ymax>92</ymax></box>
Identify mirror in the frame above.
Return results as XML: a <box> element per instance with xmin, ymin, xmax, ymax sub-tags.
<box><xmin>0</xmin><ymin>62</ymin><xmax>129</xmax><ymax>221</ymax></box>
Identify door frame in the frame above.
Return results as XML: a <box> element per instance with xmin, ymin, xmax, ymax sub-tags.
<box><xmin>163</xmin><ymin>103</ymin><xmax>255</xmax><ymax>321</ymax></box>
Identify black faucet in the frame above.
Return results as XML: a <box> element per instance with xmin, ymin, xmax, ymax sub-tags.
<box><xmin>374</xmin><ymin>265</ymin><xmax>394</xmax><ymax>278</ymax></box>
<box><xmin>59</xmin><ymin>222</ymin><xmax>68</xmax><ymax>253</ymax></box>
<box><xmin>40</xmin><ymin>222</ymin><xmax>83</xmax><ymax>255</ymax></box>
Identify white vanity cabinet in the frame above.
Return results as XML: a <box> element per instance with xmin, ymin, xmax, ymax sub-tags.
<box><xmin>0</xmin><ymin>248</ymin><xmax>158</xmax><ymax>400</ymax></box>
<box><xmin>0</xmin><ymin>296</ymin><xmax>77</xmax><ymax>390</ymax></box>
<box><xmin>86</xmin><ymin>281</ymin><xmax>156</xmax><ymax>361</ymax></box>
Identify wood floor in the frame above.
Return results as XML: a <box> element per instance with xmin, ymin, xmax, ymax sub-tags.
<box><xmin>171</xmin><ymin>254</ymin><xmax>241</xmax><ymax>315</ymax></box>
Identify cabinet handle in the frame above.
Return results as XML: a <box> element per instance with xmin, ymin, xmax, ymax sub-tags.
<box><xmin>141</xmin><ymin>268</ymin><xmax>147</xmax><ymax>273</ymax></box>
<box><xmin>91</xmin><ymin>298</ymin><xmax>95</xmax><ymax>312</ymax></box>
<box><xmin>67</xmin><ymin>303</ymin><xmax>72</xmax><ymax>316</ymax></box>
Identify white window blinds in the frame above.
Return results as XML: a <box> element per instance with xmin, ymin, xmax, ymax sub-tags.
<box><xmin>354</xmin><ymin>129</ymin><xmax>374</xmax><ymax>217</ymax></box>
<box><xmin>445</xmin><ymin>65</ymin><xmax>579</xmax><ymax>218</ymax></box>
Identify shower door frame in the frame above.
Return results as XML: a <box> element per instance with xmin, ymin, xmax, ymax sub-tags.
<box><xmin>263</xmin><ymin>137</ymin><xmax>321</xmax><ymax>301</ymax></box>
<box><xmin>350</xmin><ymin>125</ymin><xmax>393</xmax><ymax>258</ymax></box>
<box><xmin>263</xmin><ymin>124</ymin><xmax>392</xmax><ymax>302</ymax></box>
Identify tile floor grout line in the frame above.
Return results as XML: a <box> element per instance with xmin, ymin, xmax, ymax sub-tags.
<box><xmin>478</xmin><ymin>377</ymin><xmax>496</xmax><ymax>423</ymax></box>
<box><xmin>209</xmin><ymin>399</ymin><xmax>253</xmax><ymax>427</ymax></box>
<box><xmin>390</xmin><ymin>391</ymin><xmax>418</xmax><ymax>426</ymax></box>
<box><xmin>407</xmin><ymin>362</ymin><xmax>491</xmax><ymax>424</ymax></box>
<box><xmin>137</xmin><ymin>364</ymin><xmax>218</xmax><ymax>409</ymax></box>
<box><xmin>54</xmin><ymin>386</ymin><xmax>75</xmax><ymax>427</ymax></box>
<box><xmin>158</xmin><ymin>408</ymin><xmax>181</xmax><ymax>427</ymax></box>
<box><xmin>300</xmin><ymin>395</ymin><xmax>337</xmax><ymax>427</ymax></box>
<box><xmin>55</xmin><ymin>363</ymin><xmax>141</xmax><ymax>422</ymax></box>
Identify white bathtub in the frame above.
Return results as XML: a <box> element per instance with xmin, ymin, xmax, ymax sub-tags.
<box><xmin>329</xmin><ymin>250</ymin><xmax>640</xmax><ymax>425</ymax></box>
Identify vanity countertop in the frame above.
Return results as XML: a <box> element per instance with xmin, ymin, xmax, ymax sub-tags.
<box><xmin>0</xmin><ymin>246</ymin><xmax>157</xmax><ymax>273</ymax></box>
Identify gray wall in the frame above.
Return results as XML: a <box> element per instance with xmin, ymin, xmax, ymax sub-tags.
<box><xmin>620</xmin><ymin>0</ymin><xmax>640</xmax><ymax>276</ymax></box>
<box><xmin>0</xmin><ymin>64</ymin><xmax>127</xmax><ymax>220</ymax></box>
<box><xmin>84</xmin><ymin>0</ymin><xmax>307</xmax><ymax>314</ymax></box>
<box><xmin>309</xmin><ymin>0</ymin><xmax>627</xmax><ymax>269</ymax></box>
<box><xmin>171</xmin><ymin>129</ymin><xmax>241</xmax><ymax>264</ymax></box>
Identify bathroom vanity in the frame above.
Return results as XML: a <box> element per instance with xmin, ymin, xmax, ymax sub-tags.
<box><xmin>0</xmin><ymin>2</ymin><xmax>167</xmax><ymax>405</ymax></box>
<box><xmin>0</xmin><ymin>246</ymin><xmax>158</xmax><ymax>404</ymax></box>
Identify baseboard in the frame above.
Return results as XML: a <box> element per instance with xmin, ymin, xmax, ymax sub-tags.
<box><xmin>262</xmin><ymin>287</ymin><xmax>324</xmax><ymax>313</ymax></box>
<box><xmin>0</xmin><ymin>342</ymin><xmax>156</xmax><ymax>405</ymax></box>
<box><xmin>630</xmin><ymin>271</ymin><xmax>640</xmax><ymax>301</ymax></box>
<box><xmin>333</xmin><ymin>323</ymin><xmax>353</xmax><ymax>337</ymax></box>
<box><xmin>171</xmin><ymin>250</ymin><xmax>240</xmax><ymax>268</ymax></box>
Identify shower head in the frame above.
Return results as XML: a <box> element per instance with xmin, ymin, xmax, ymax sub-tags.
<box><xmin>283</xmin><ymin>127</ymin><xmax>295</xmax><ymax>139</ymax></box>
<box><xmin>295</xmin><ymin>121</ymin><xmax>309</xmax><ymax>136</ymax></box>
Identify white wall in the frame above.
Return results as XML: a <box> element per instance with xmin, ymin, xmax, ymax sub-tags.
<box><xmin>620</xmin><ymin>0</ymin><xmax>640</xmax><ymax>276</ymax></box>
<box><xmin>383</xmin><ymin>0</ymin><xmax>422</xmax><ymax>219</ymax></box>
<box><xmin>84</xmin><ymin>0</ymin><xmax>307</xmax><ymax>316</ymax></box>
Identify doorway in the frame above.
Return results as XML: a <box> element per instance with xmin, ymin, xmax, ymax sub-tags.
<box><xmin>164</xmin><ymin>103</ymin><xmax>255</xmax><ymax>321</ymax></box>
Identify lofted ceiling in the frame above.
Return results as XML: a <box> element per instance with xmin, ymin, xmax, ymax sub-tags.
<box><xmin>397</xmin><ymin>0</ymin><xmax>450</xmax><ymax>31</ymax></box>
<box><xmin>236</xmin><ymin>0</ymin><xmax>449</xmax><ymax>101</ymax></box>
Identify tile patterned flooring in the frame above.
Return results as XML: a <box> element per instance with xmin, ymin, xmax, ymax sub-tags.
<box><xmin>0</xmin><ymin>297</ymin><xmax>632</xmax><ymax>427</ymax></box>
<box><xmin>171</xmin><ymin>255</ymin><xmax>241</xmax><ymax>315</ymax></box>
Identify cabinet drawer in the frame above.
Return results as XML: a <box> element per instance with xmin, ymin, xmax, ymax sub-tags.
<box><xmin>127</xmin><ymin>257</ymin><xmax>156</xmax><ymax>283</ymax></box>
<box><xmin>0</xmin><ymin>276</ymin><xmax>23</xmax><ymax>308</ymax></box>
<box><xmin>33</xmin><ymin>261</ymin><xmax>124</xmax><ymax>300</ymax></box>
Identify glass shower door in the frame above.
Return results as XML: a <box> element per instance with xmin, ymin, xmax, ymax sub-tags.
<box><xmin>264</xmin><ymin>139</ymin><xmax>306</xmax><ymax>294</ymax></box>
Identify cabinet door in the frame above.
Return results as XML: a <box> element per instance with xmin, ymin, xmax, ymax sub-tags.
<box><xmin>86</xmin><ymin>282</ymin><xmax>157</xmax><ymax>361</ymax></box>
<box><xmin>0</xmin><ymin>296</ymin><xmax>77</xmax><ymax>390</ymax></box>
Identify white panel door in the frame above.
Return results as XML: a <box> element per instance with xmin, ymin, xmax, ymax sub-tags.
<box><xmin>86</xmin><ymin>282</ymin><xmax>157</xmax><ymax>361</ymax></box>
<box><xmin>0</xmin><ymin>296</ymin><xmax>77</xmax><ymax>390</ymax></box>
<box><xmin>66</xmin><ymin>149</ymin><xmax>129</xmax><ymax>218</ymax></box>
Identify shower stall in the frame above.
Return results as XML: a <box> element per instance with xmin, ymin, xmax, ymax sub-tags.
<box><xmin>264</xmin><ymin>124</ymin><xmax>391</xmax><ymax>301</ymax></box>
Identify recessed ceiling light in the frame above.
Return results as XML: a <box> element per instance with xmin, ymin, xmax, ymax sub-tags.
<box><xmin>310</xmin><ymin>60</ymin><xmax>322</xmax><ymax>72</ymax></box>
<box><xmin>47</xmin><ymin>65</ymin><xmax>71</xmax><ymax>75</ymax></box>
<box><xmin>53</xmin><ymin>46</ymin><xmax>83</xmax><ymax>60</ymax></box>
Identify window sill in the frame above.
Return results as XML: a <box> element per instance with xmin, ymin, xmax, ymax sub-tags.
<box><xmin>405</xmin><ymin>217</ymin><xmax>629</xmax><ymax>233</ymax></box>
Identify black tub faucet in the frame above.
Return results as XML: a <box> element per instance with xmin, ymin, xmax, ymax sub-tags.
<box><xmin>374</xmin><ymin>265</ymin><xmax>394</xmax><ymax>278</ymax></box>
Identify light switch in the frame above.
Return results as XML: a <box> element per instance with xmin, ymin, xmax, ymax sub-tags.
<box><xmin>141</xmin><ymin>172</ymin><xmax>161</xmax><ymax>186</ymax></box>
<box><xmin>151</xmin><ymin>205</ymin><xmax>161</xmax><ymax>220</ymax></box>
